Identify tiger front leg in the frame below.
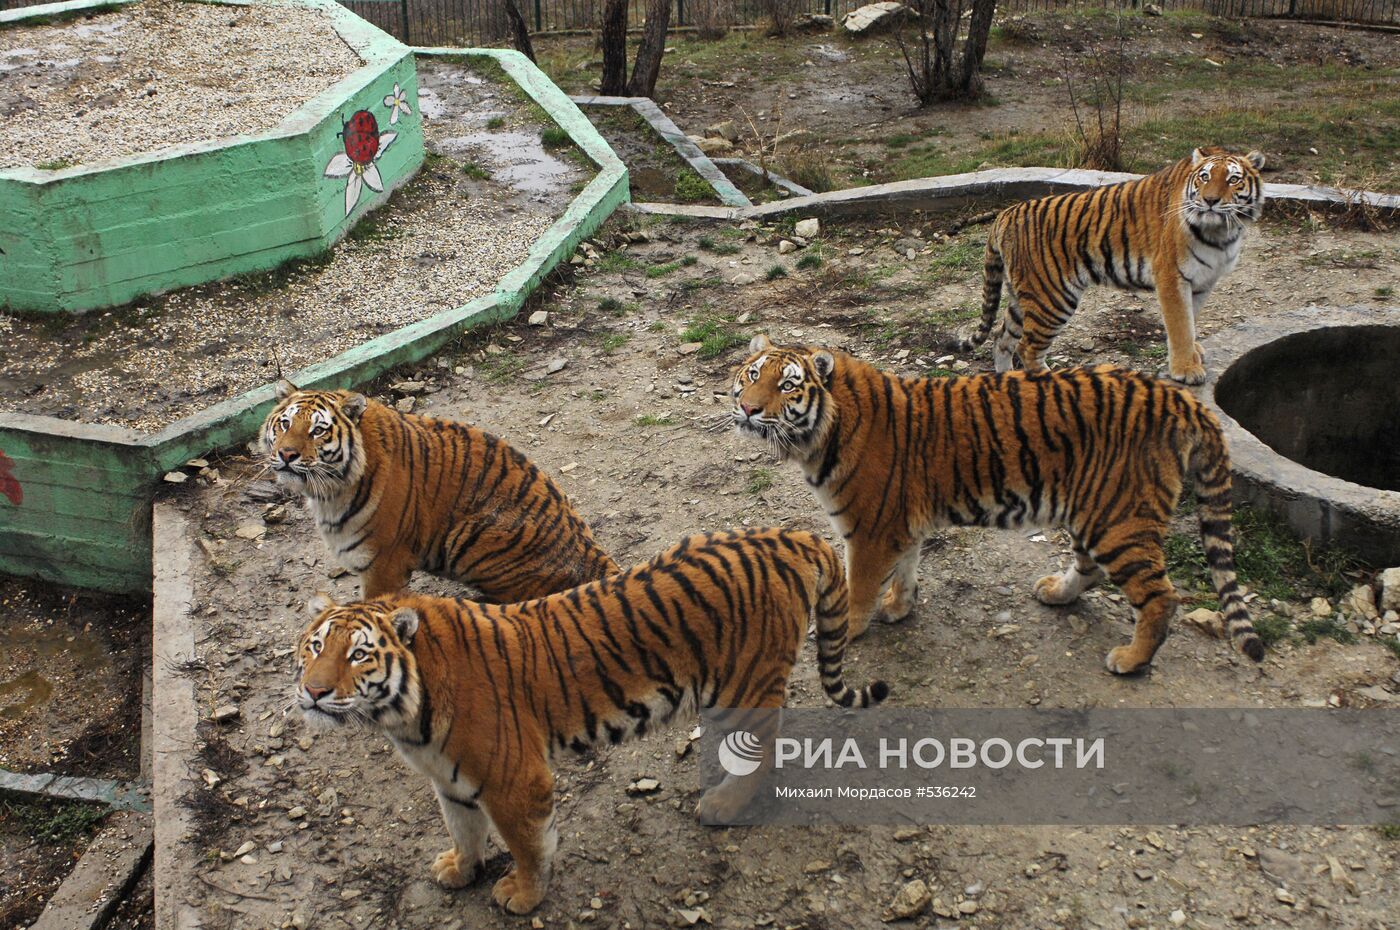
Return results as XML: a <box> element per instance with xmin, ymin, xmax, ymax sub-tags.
<box><xmin>1035</xmin><ymin>542</ymin><xmax>1106</xmax><ymax>606</ymax></box>
<box><xmin>431</xmin><ymin>787</ymin><xmax>489</xmax><ymax>889</ymax></box>
<box><xmin>878</xmin><ymin>546</ymin><xmax>922</xmax><ymax>624</ymax></box>
<box><xmin>1157</xmin><ymin>275</ymin><xmax>1206</xmax><ymax>385</ymax></box>
<box><xmin>845</xmin><ymin>540</ymin><xmax>903</xmax><ymax>639</ymax></box>
<box><xmin>483</xmin><ymin>771</ymin><xmax>558</xmax><ymax>915</ymax></box>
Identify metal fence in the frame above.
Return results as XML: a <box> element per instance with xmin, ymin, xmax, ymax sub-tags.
<box><xmin>0</xmin><ymin>0</ymin><xmax>1394</xmax><ymax>46</ymax></box>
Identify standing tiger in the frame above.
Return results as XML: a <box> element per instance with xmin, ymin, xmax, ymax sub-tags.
<box><xmin>261</xmin><ymin>380</ymin><xmax>619</xmax><ymax>600</ymax></box>
<box><xmin>731</xmin><ymin>336</ymin><xmax>1264</xmax><ymax>674</ymax></box>
<box><xmin>958</xmin><ymin>147</ymin><xmax>1266</xmax><ymax>384</ymax></box>
<box><xmin>294</xmin><ymin>528</ymin><xmax>888</xmax><ymax>914</ymax></box>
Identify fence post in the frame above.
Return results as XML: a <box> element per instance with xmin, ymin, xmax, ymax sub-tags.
<box><xmin>677</xmin><ymin>0</ymin><xmax>686</xmax><ymax>27</ymax></box>
<box><xmin>399</xmin><ymin>0</ymin><xmax>410</xmax><ymax>43</ymax></box>
<box><xmin>535</xmin><ymin>0</ymin><xmax>543</xmax><ymax>31</ymax></box>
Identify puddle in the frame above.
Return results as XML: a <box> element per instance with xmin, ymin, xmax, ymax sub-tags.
<box><xmin>811</xmin><ymin>43</ymin><xmax>850</xmax><ymax>62</ymax></box>
<box><xmin>0</xmin><ymin>671</ymin><xmax>54</xmax><ymax>721</ymax></box>
<box><xmin>438</xmin><ymin>131</ymin><xmax>575</xmax><ymax>195</ymax></box>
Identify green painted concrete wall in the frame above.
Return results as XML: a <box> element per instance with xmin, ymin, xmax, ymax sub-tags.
<box><xmin>0</xmin><ymin>0</ymin><xmax>424</xmax><ymax>314</ymax></box>
<box><xmin>0</xmin><ymin>47</ymin><xmax>629</xmax><ymax>594</ymax></box>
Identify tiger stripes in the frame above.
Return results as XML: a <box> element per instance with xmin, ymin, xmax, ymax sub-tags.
<box><xmin>958</xmin><ymin>147</ymin><xmax>1266</xmax><ymax>385</ymax></box>
<box><xmin>261</xmin><ymin>381</ymin><xmax>619</xmax><ymax>600</ymax></box>
<box><xmin>294</xmin><ymin>527</ymin><xmax>889</xmax><ymax>914</ymax></box>
<box><xmin>732</xmin><ymin>336</ymin><xmax>1264</xmax><ymax>675</ymax></box>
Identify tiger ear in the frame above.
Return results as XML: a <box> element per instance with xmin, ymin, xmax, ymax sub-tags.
<box><xmin>1245</xmin><ymin>150</ymin><xmax>1266</xmax><ymax>171</ymax></box>
<box><xmin>811</xmin><ymin>350</ymin><xmax>835</xmax><ymax>384</ymax></box>
<box><xmin>341</xmin><ymin>393</ymin><xmax>368</xmax><ymax>423</ymax></box>
<box><xmin>275</xmin><ymin>379</ymin><xmax>298</xmax><ymax>400</ymax></box>
<box><xmin>1191</xmin><ymin>148</ymin><xmax>1205</xmax><ymax>165</ymax></box>
<box><xmin>749</xmin><ymin>334</ymin><xmax>773</xmax><ymax>354</ymax></box>
<box><xmin>308</xmin><ymin>592</ymin><xmax>336</xmax><ymax>616</ymax></box>
<box><xmin>390</xmin><ymin>607</ymin><xmax>420</xmax><ymax>644</ymax></box>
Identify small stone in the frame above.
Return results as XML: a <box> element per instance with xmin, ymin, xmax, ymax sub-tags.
<box><xmin>1274</xmin><ymin>888</ymin><xmax>1296</xmax><ymax>906</ymax></box>
<box><xmin>201</xmin><ymin>769</ymin><xmax>221</xmax><ymax>788</ymax></box>
<box><xmin>1068</xmin><ymin>614</ymin><xmax>1089</xmax><ymax>635</ymax></box>
<box><xmin>546</xmin><ymin>357</ymin><xmax>569</xmax><ymax>374</ymax></box>
<box><xmin>674</xmin><ymin>907</ymin><xmax>711</xmax><ymax>926</ymax></box>
<box><xmin>185</xmin><ymin>458</ymin><xmax>209</xmax><ymax>469</ymax></box>
<box><xmin>591</xmin><ymin>897</ymin><xmax>604</xmax><ymax>909</ymax></box>
<box><xmin>263</xmin><ymin>504</ymin><xmax>288</xmax><ymax>525</ymax></box>
<box><xmin>1348</xmin><ymin>584</ymin><xmax>1379</xmax><ymax>620</ymax></box>
<box><xmin>234</xmin><ymin>523</ymin><xmax>267</xmax><ymax>540</ymax></box>
<box><xmin>678</xmin><ymin>342</ymin><xmax>704</xmax><ymax>355</ymax></box>
<box><xmin>1184</xmin><ymin>607</ymin><xmax>1224</xmax><ymax>638</ymax></box>
<box><xmin>627</xmin><ymin>777</ymin><xmax>661</xmax><ymax>795</ymax></box>
<box><xmin>957</xmin><ymin>900</ymin><xmax>979</xmax><ymax>915</ymax></box>
<box><xmin>778</xmin><ymin>239</ymin><xmax>797</xmax><ymax>255</ymax></box>
<box><xmin>729</xmin><ymin>273</ymin><xmax>756</xmax><ymax>286</ymax></box>
<box><xmin>287</xmin><ymin>806</ymin><xmax>308</xmax><ymax>820</ymax></box>
<box><xmin>883</xmin><ymin>879</ymin><xmax>931</xmax><ymax>921</ymax></box>
<box><xmin>233</xmin><ymin>840</ymin><xmax>256</xmax><ymax>857</ymax></box>
<box><xmin>211</xmin><ymin>704</ymin><xmax>240</xmax><ymax>723</ymax></box>
<box><xmin>391</xmin><ymin>380</ymin><xmax>428</xmax><ymax>395</ymax></box>
<box><xmin>1170</xmin><ymin>909</ymin><xmax>1187</xmax><ymax>926</ymax></box>
<box><xmin>1379</xmin><ymin>567</ymin><xmax>1400</xmax><ymax>612</ymax></box>
<box><xmin>964</xmin><ymin>882</ymin><xmax>983</xmax><ymax>897</ymax></box>
<box><xmin>1309</xmin><ymin>597</ymin><xmax>1332</xmax><ymax>618</ymax></box>
<box><xmin>1144</xmin><ymin>2</ymin><xmax>1162</xmax><ymax>13</ymax></box>
<box><xmin>794</xmin><ymin>218</ymin><xmax>820</xmax><ymax>238</ymax></box>
<box><xmin>893</xmin><ymin>827</ymin><xmax>920</xmax><ymax>842</ymax></box>
<box><xmin>396</xmin><ymin>397</ymin><xmax>416</xmax><ymax>414</ymax></box>
<box><xmin>163</xmin><ymin>471</ymin><xmax>189</xmax><ymax>484</ymax></box>
<box><xmin>528</xmin><ymin>310</ymin><xmax>549</xmax><ymax>326</ymax></box>
<box><xmin>1134</xmin><ymin>869</ymin><xmax>1154</xmax><ymax>881</ymax></box>
<box><xmin>804</xmin><ymin>860</ymin><xmax>832</xmax><ymax>873</ymax></box>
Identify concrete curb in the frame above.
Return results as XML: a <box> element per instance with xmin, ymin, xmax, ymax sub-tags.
<box><xmin>0</xmin><ymin>47</ymin><xmax>627</xmax><ymax>594</ymax></box>
<box><xmin>620</xmin><ymin>165</ymin><xmax>1400</xmax><ymax>223</ymax></box>
<box><xmin>572</xmin><ymin>94</ymin><xmax>751</xmax><ymax>208</ymax></box>
<box><xmin>0</xmin><ymin>768</ymin><xmax>151</xmax><ymax>812</ymax></box>
<box><xmin>30</xmin><ymin>810</ymin><xmax>153</xmax><ymax>930</ymax></box>
<box><xmin>1199</xmin><ymin>305</ymin><xmax>1400</xmax><ymax>566</ymax></box>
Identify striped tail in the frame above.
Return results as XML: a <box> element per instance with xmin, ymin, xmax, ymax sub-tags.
<box><xmin>956</xmin><ymin>234</ymin><xmax>1005</xmax><ymax>353</ymax></box>
<box><xmin>1191</xmin><ymin>418</ymin><xmax>1264</xmax><ymax>662</ymax></box>
<box><xmin>810</xmin><ymin>539</ymin><xmax>890</xmax><ymax>708</ymax></box>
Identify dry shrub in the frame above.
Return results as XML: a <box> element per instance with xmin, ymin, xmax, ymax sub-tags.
<box><xmin>763</xmin><ymin>0</ymin><xmax>805</xmax><ymax>37</ymax></box>
<box><xmin>1327</xmin><ymin>174</ymin><xmax>1397</xmax><ymax>232</ymax></box>
<box><xmin>780</xmin><ymin>146</ymin><xmax>835</xmax><ymax>193</ymax></box>
<box><xmin>693</xmin><ymin>0</ymin><xmax>735</xmax><ymax>39</ymax></box>
<box><xmin>1063</xmin><ymin>11</ymin><xmax>1128</xmax><ymax>171</ymax></box>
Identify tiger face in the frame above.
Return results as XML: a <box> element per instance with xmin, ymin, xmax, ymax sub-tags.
<box><xmin>1185</xmin><ymin>148</ymin><xmax>1266</xmax><ymax>228</ymax></box>
<box><xmin>295</xmin><ymin>593</ymin><xmax>420</xmax><ymax>729</ymax></box>
<box><xmin>730</xmin><ymin>335</ymin><xmax>836</xmax><ymax>459</ymax></box>
<box><xmin>261</xmin><ymin>380</ymin><xmax>368</xmax><ymax>494</ymax></box>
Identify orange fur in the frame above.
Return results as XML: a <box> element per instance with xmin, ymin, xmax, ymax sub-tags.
<box><xmin>959</xmin><ymin>147</ymin><xmax>1265</xmax><ymax>384</ymax></box>
<box><xmin>261</xmin><ymin>381</ymin><xmax>618</xmax><ymax>599</ymax></box>
<box><xmin>732</xmin><ymin>337</ymin><xmax>1263</xmax><ymax>674</ymax></box>
<box><xmin>294</xmin><ymin>528</ymin><xmax>887</xmax><ymax>914</ymax></box>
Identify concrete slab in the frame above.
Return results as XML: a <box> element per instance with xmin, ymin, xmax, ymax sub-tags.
<box><xmin>29</xmin><ymin>810</ymin><xmax>152</xmax><ymax>930</ymax></box>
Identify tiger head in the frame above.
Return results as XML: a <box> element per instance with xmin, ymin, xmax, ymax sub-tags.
<box><xmin>1184</xmin><ymin>147</ymin><xmax>1266</xmax><ymax>229</ymax></box>
<box><xmin>295</xmin><ymin>593</ymin><xmax>421</xmax><ymax>730</ymax></box>
<box><xmin>260</xmin><ymin>380</ymin><xmax>369</xmax><ymax>496</ymax></box>
<box><xmin>730</xmin><ymin>335</ymin><xmax>837</xmax><ymax>460</ymax></box>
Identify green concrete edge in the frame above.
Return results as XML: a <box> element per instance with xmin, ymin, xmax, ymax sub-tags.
<box><xmin>0</xmin><ymin>48</ymin><xmax>628</xmax><ymax>594</ymax></box>
<box><xmin>0</xmin><ymin>767</ymin><xmax>153</xmax><ymax>814</ymax></box>
<box><xmin>0</xmin><ymin>0</ymin><xmax>425</xmax><ymax>313</ymax></box>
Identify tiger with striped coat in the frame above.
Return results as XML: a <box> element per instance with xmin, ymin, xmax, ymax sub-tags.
<box><xmin>294</xmin><ymin>528</ymin><xmax>888</xmax><ymax>914</ymax></box>
<box><xmin>261</xmin><ymin>380</ymin><xmax>618</xmax><ymax>600</ymax></box>
<box><xmin>959</xmin><ymin>147</ymin><xmax>1266</xmax><ymax>384</ymax></box>
<box><xmin>732</xmin><ymin>336</ymin><xmax>1264</xmax><ymax>674</ymax></box>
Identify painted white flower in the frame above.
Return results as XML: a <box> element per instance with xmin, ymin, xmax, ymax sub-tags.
<box><xmin>383</xmin><ymin>83</ymin><xmax>413</xmax><ymax>125</ymax></box>
<box><xmin>324</xmin><ymin>109</ymin><xmax>398</xmax><ymax>217</ymax></box>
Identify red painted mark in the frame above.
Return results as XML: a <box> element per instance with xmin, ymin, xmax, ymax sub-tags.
<box><xmin>0</xmin><ymin>451</ymin><xmax>20</xmax><ymax>506</ymax></box>
<box><xmin>341</xmin><ymin>110</ymin><xmax>380</xmax><ymax>166</ymax></box>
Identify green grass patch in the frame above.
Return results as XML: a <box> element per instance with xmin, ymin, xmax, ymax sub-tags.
<box><xmin>600</xmin><ymin>333</ymin><xmax>630</xmax><ymax>354</ymax></box>
<box><xmin>1378</xmin><ymin>824</ymin><xmax>1400</xmax><ymax>841</ymax></box>
<box><xmin>1296</xmin><ymin>617</ymin><xmax>1358</xmax><ymax>646</ymax></box>
<box><xmin>634</xmin><ymin>413</ymin><xmax>675</xmax><ymax>427</ymax></box>
<box><xmin>766</xmin><ymin>264</ymin><xmax>788</xmax><ymax>281</ymax></box>
<box><xmin>747</xmin><ymin>467</ymin><xmax>775</xmax><ymax>494</ymax></box>
<box><xmin>35</xmin><ymin>158</ymin><xmax>75</xmax><ymax>171</ymax></box>
<box><xmin>681</xmin><ymin>318</ymin><xmax>746</xmax><ymax>360</ymax></box>
<box><xmin>485</xmin><ymin>115</ymin><xmax>506</xmax><ymax>130</ymax></box>
<box><xmin>699</xmin><ymin>235</ymin><xmax>741</xmax><ymax>256</ymax></box>
<box><xmin>924</xmin><ymin>367</ymin><xmax>960</xmax><ymax>378</ymax></box>
<box><xmin>1377</xmin><ymin>286</ymin><xmax>1395</xmax><ymax>298</ymax></box>
<box><xmin>648</xmin><ymin>320</ymin><xmax>668</xmax><ymax>332</ymax></box>
<box><xmin>926</xmin><ymin>238</ymin><xmax>986</xmax><ymax>284</ymax></box>
<box><xmin>680</xmin><ymin>276</ymin><xmax>724</xmax><ymax>293</ymax></box>
<box><xmin>796</xmin><ymin>253</ymin><xmax>823</xmax><ymax>271</ymax></box>
<box><xmin>0</xmin><ymin>792</ymin><xmax>107</xmax><ymax>845</ymax></box>
<box><xmin>597</xmin><ymin>252</ymin><xmax>641</xmax><ymax>273</ymax></box>
<box><xmin>481</xmin><ymin>351</ymin><xmax>528</xmax><ymax>384</ymax></box>
<box><xmin>598</xmin><ymin>297</ymin><xmax>623</xmax><ymax>314</ymax></box>
<box><xmin>540</xmin><ymin>125</ymin><xmax>571</xmax><ymax>149</ymax></box>
<box><xmin>647</xmin><ymin>260</ymin><xmax>684</xmax><ymax>278</ymax></box>
<box><xmin>460</xmin><ymin>161</ymin><xmax>491</xmax><ymax>180</ymax></box>
<box><xmin>675</xmin><ymin>169</ymin><xmax>714</xmax><ymax>203</ymax></box>
<box><xmin>1252</xmin><ymin>613</ymin><xmax>1293</xmax><ymax>648</ymax></box>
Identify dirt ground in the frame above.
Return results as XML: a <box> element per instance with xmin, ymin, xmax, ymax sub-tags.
<box><xmin>163</xmin><ymin>209</ymin><xmax>1400</xmax><ymax>930</ymax></box>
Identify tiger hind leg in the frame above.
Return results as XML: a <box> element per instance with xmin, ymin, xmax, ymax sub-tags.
<box><xmin>431</xmin><ymin>786</ymin><xmax>489</xmax><ymax>888</ymax></box>
<box><xmin>697</xmin><ymin>696</ymin><xmax>784</xmax><ymax>825</ymax></box>
<box><xmin>878</xmin><ymin>545</ymin><xmax>921</xmax><ymax>624</ymax></box>
<box><xmin>1094</xmin><ymin>531</ymin><xmax>1180</xmax><ymax>675</ymax></box>
<box><xmin>1016</xmin><ymin>292</ymin><xmax>1080</xmax><ymax>374</ymax></box>
<box><xmin>484</xmin><ymin>768</ymin><xmax>558</xmax><ymax>914</ymax></box>
<box><xmin>993</xmin><ymin>297</ymin><xmax>1022</xmax><ymax>372</ymax></box>
<box><xmin>1034</xmin><ymin>542</ymin><xmax>1107</xmax><ymax>606</ymax></box>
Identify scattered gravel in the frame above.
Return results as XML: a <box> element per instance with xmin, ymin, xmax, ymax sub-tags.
<box><xmin>0</xmin><ymin>0</ymin><xmax>362</xmax><ymax>170</ymax></box>
<box><xmin>0</xmin><ymin>60</ymin><xmax>588</xmax><ymax>431</ymax></box>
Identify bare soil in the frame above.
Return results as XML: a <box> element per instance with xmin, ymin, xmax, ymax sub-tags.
<box><xmin>0</xmin><ymin>59</ymin><xmax>588</xmax><ymax>432</ymax></box>
<box><xmin>0</xmin><ymin>795</ymin><xmax>106</xmax><ymax>930</ymax></box>
<box><xmin>0</xmin><ymin>0</ymin><xmax>360</xmax><ymax>170</ymax></box>
<box><xmin>163</xmin><ymin>212</ymin><xmax>1400</xmax><ymax>929</ymax></box>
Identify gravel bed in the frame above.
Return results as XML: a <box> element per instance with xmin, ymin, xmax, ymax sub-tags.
<box><xmin>0</xmin><ymin>0</ymin><xmax>361</xmax><ymax>170</ymax></box>
<box><xmin>0</xmin><ymin>60</ymin><xmax>589</xmax><ymax>431</ymax></box>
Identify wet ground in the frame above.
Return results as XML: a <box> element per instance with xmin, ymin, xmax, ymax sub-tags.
<box><xmin>161</xmin><ymin>212</ymin><xmax>1400</xmax><ymax>929</ymax></box>
<box><xmin>0</xmin><ymin>58</ymin><xmax>590</xmax><ymax>432</ymax></box>
<box><xmin>582</xmin><ymin>104</ymin><xmax>724</xmax><ymax>204</ymax></box>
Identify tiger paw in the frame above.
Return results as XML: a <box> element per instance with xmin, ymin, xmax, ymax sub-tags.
<box><xmin>1166</xmin><ymin>361</ymin><xmax>1207</xmax><ymax>386</ymax></box>
<box><xmin>877</xmin><ymin>587</ymin><xmax>918</xmax><ymax>624</ymax></box>
<box><xmin>1104</xmin><ymin>645</ymin><xmax>1153</xmax><ymax>675</ymax></box>
<box><xmin>1034</xmin><ymin>573</ymin><xmax>1078</xmax><ymax>606</ymax></box>
<box><xmin>696</xmin><ymin>780</ymin><xmax>758</xmax><ymax>825</ymax></box>
<box><xmin>431</xmin><ymin>848</ymin><xmax>485</xmax><ymax>889</ymax></box>
<box><xmin>491</xmin><ymin>869</ymin><xmax>545</xmax><ymax>915</ymax></box>
<box><xmin>1192</xmin><ymin>341</ymin><xmax>1207</xmax><ymax>367</ymax></box>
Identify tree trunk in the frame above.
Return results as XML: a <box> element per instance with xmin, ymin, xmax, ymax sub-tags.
<box><xmin>599</xmin><ymin>0</ymin><xmax>630</xmax><ymax>95</ymax></box>
<box><xmin>956</xmin><ymin>0</ymin><xmax>997</xmax><ymax>94</ymax></box>
<box><xmin>627</xmin><ymin>0</ymin><xmax>673</xmax><ymax>97</ymax></box>
<box><xmin>502</xmin><ymin>0</ymin><xmax>537</xmax><ymax>62</ymax></box>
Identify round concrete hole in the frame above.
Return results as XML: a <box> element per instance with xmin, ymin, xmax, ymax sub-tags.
<box><xmin>1201</xmin><ymin>306</ymin><xmax>1400</xmax><ymax>566</ymax></box>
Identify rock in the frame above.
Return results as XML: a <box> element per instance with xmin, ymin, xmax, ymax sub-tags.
<box><xmin>842</xmin><ymin>1</ymin><xmax>908</xmax><ymax>34</ymax></box>
<box><xmin>678</xmin><ymin>342</ymin><xmax>705</xmax><ymax>355</ymax></box>
<box><xmin>1134</xmin><ymin>869</ymin><xmax>1154</xmax><ymax>881</ymax></box>
<box><xmin>287</xmin><ymin>806</ymin><xmax>308</xmax><ymax>820</ymax></box>
<box><xmin>1348</xmin><ymin>584</ymin><xmax>1379</xmax><ymax>620</ymax></box>
<box><xmin>964</xmin><ymin>882</ymin><xmax>984</xmax><ymax>898</ymax></box>
<box><xmin>1144</xmin><ymin>2</ymin><xmax>1162</xmax><ymax>13</ymax></box>
<box><xmin>728</xmin><ymin>273</ymin><xmax>757</xmax><ymax>286</ymax></box>
<box><xmin>395</xmin><ymin>397</ymin><xmax>416</xmax><ymax>414</ymax></box>
<box><xmin>1068</xmin><ymin>614</ymin><xmax>1089</xmax><ymax>635</ymax></box>
<box><xmin>1309</xmin><ymin>597</ymin><xmax>1332</xmax><ymax>618</ymax></box>
<box><xmin>957</xmin><ymin>900</ymin><xmax>979</xmax><ymax>915</ymax></box>
<box><xmin>528</xmin><ymin>310</ymin><xmax>549</xmax><ymax>326</ymax></box>
<box><xmin>263</xmin><ymin>504</ymin><xmax>288</xmax><ymax>524</ymax></box>
<box><xmin>883</xmin><ymin>879</ymin><xmax>931</xmax><ymax>920</ymax></box>
<box><xmin>1184</xmin><ymin>607</ymin><xmax>1224</xmax><ymax>638</ymax></box>
<box><xmin>1258</xmin><ymin>847</ymin><xmax>1307</xmax><ymax>885</ymax></box>
<box><xmin>1380</xmin><ymin>567</ymin><xmax>1400</xmax><ymax>612</ymax></box>
<box><xmin>794</xmin><ymin>218</ymin><xmax>820</xmax><ymax>238</ymax></box>
<box><xmin>778</xmin><ymin>239</ymin><xmax>797</xmax><ymax>254</ymax></box>
<box><xmin>391</xmin><ymin>380</ymin><xmax>428</xmax><ymax>395</ymax></box>
<box><xmin>894</xmin><ymin>237</ymin><xmax>924</xmax><ymax>254</ymax></box>
<box><xmin>627</xmin><ymin>777</ymin><xmax>661</xmax><ymax>795</ymax></box>
<box><xmin>893</xmin><ymin>827</ymin><xmax>920</xmax><ymax>841</ymax></box>
<box><xmin>163</xmin><ymin>471</ymin><xmax>189</xmax><ymax>484</ymax></box>
<box><xmin>693</xmin><ymin>136</ymin><xmax>733</xmax><ymax>155</ymax></box>
<box><xmin>674</xmin><ymin>907</ymin><xmax>711</xmax><ymax>926</ymax></box>
<box><xmin>1274</xmin><ymin>888</ymin><xmax>1296</xmax><ymax>906</ymax></box>
<box><xmin>706</xmin><ymin>120</ymin><xmax>739</xmax><ymax>143</ymax></box>
<box><xmin>234</xmin><ymin>522</ymin><xmax>267</xmax><ymax>541</ymax></box>
<box><xmin>211</xmin><ymin>704</ymin><xmax>240</xmax><ymax>723</ymax></box>
<box><xmin>804</xmin><ymin>860</ymin><xmax>832</xmax><ymax>873</ymax></box>
<box><xmin>1170</xmin><ymin>910</ymin><xmax>1187</xmax><ymax>926</ymax></box>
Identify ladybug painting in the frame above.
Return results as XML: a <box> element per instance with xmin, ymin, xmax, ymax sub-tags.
<box><xmin>341</xmin><ymin>110</ymin><xmax>380</xmax><ymax>166</ymax></box>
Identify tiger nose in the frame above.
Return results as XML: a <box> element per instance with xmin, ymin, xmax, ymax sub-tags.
<box><xmin>740</xmin><ymin>403</ymin><xmax>758</xmax><ymax>417</ymax></box>
<box><xmin>304</xmin><ymin>684</ymin><xmax>331</xmax><ymax>701</ymax></box>
<box><xmin>278</xmin><ymin>449</ymin><xmax>300</xmax><ymax>465</ymax></box>
<box><xmin>1202</xmin><ymin>196</ymin><xmax>1220</xmax><ymax>206</ymax></box>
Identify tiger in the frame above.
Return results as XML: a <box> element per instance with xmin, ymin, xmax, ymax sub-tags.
<box><xmin>293</xmin><ymin>527</ymin><xmax>888</xmax><ymax>914</ymax></box>
<box><xmin>957</xmin><ymin>147</ymin><xmax>1266</xmax><ymax>385</ymax></box>
<box><xmin>731</xmin><ymin>335</ymin><xmax>1264</xmax><ymax>675</ymax></box>
<box><xmin>261</xmin><ymin>380</ymin><xmax>619</xmax><ymax>600</ymax></box>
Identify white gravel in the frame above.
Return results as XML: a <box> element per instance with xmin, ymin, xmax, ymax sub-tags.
<box><xmin>0</xmin><ymin>0</ymin><xmax>362</xmax><ymax>170</ymax></box>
